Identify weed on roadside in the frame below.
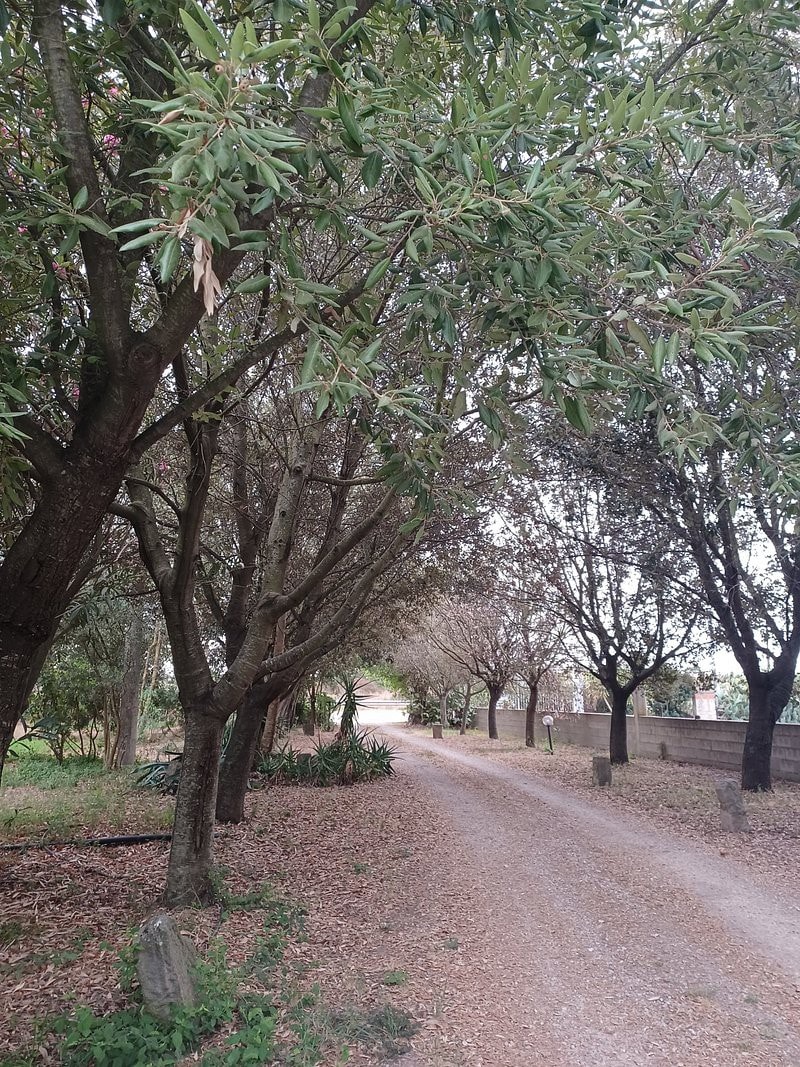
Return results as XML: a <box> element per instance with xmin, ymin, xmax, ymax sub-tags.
<box><xmin>283</xmin><ymin>987</ymin><xmax>417</xmax><ymax>1064</ymax></box>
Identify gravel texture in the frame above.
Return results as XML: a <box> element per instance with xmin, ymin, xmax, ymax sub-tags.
<box><xmin>385</xmin><ymin>727</ymin><xmax>800</xmax><ymax>1065</ymax></box>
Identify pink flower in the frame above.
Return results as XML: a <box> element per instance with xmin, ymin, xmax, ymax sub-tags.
<box><xmin>102</xmin><ymin>134</ymin><xmax>121</xmax><ymax>150</ymax></box>
<box><xmin>17</xmin><ymin>225</ymin><xmax>28</xmax><ymax>234</ymax></box>
<box><xmin>108</xmin><ymin>86</ymin><xmax>120</xmax><ymax>98</ymax></box>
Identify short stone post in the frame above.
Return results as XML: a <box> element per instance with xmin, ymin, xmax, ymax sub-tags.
<box><xmin>592</xmin><ymin>755</ymin><xmax>612</xmax><ymax>786</ymax></box>
<box><xmin>136</xmin><ymin>912</ymin><xmax>197</xmax><ymax>1020</ymax></box>
<box><xmin>715</xmin><ymin>779</ymin><xmax>751</xmax><ymax>832</ymax></box>
<box><xmin>432</xmin><ymin>724</ymin><xmax>443</xmax><ymax>739</ymax></box>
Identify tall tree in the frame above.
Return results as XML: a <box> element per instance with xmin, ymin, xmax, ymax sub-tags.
<box><xmin>431</xmin><ymin>598</ymin><xmax>522</xmax><ymax>740</ymax></box>
<box><xmin>653</xmin><ymin>444</ymin><xmax>800</xmax><ymax>789</ymax></box>
<box><xmin>2</xmin><ymin>0</ymin><xmax>796</xmax><ymax>787</ymax></box>
<box><xmin>511</xmin><ymin>449</ymin><xmax>703</xmax><ymax>763</ymax></box>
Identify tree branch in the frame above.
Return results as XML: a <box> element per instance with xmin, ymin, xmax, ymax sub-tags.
<box><xmin>32</xmin><ymin>0</ymin><xmax>130</xmax><ymax>368</ymax></box>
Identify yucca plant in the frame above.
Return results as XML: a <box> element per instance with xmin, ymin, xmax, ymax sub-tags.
<box><xmin>334</xmin><ymin>675</ymin><xmax>367</xmax><ymax>740</ymax></box>
<box><xmin>255</xmin><ymin>731</ymin><xmax>397</xmax><ymax>787</ymax></box>
<box><xmin>135</xmin><ymin>754</ymin><xmax>182</xmax><ymax>795</ymax></box>
<box><xmin>136</xmin><ymin>714</ymin><xmax>238</xmax><ymax>795</ymax></box>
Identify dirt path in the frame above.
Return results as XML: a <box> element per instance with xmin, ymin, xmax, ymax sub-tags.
<box><xmin>383</xmin><ymin>727</ymin><xmax>800</xmax><ymax>1067</ymax></box>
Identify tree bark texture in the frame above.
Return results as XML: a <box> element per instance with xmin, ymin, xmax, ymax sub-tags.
<box><xmin>487</xmin><ymin>685</ymin><xmax>501</xmax><ymax>740</ymax></box>
<box><xmin>439</xmin><ymin>690</ymin><xmax>449</xmax><ymax>729</ymax></box>
<box><xmin>741</xmin><ymin>674</ymin><xmax>791</xmax><ymax>791</ymax></box>
<box><xmin>115</xmin><ymin>608</ymin><xmax>146</xmax><ymax>767</ymax></box>
<box><xmin>0</xmin><ymin>370</ymin><xmax>160</xmax><ymax>780</ymax></box>
<box><xmin>609</xmin><ymin>688</ymin><xmax>629</xmax><ymax>764</ymax></box>
<box><xmin>215</xmin><ymin>682</ymin><xmax>272</xmax><ymax>824</ymax></box>
<box><xmin>459</xmin><ymin>681</ymin><xmax>472</xmax><ymax>735</ymax></box>
<box><xmin>525</xmin><ymin>680</ymin><xmax>539</xmax><ymax>748</ymax></box>
<box><xmin>260</xmin><ymin>697</ymin><xmax>282</xmax><ymax>757</ymax></box>
<box><xmin>165</xmin><ymin>709</ymin><xmax>224</xmax><ymax>905</ymax></box>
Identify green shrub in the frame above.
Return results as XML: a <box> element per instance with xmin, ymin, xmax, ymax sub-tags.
<box><xmin>257</xmin><ymin>731</ymin><xmax>397</xmax><ymax>787</ymax></box>
<box><xmin>138</xmin><ymin>681</ymin><xmax>182</xmax><ymax>731</ymax></box>
<box><xmin>23</xmin><ymin>651</ymin><xmax>105</xmax><ymax>762</ymax></box>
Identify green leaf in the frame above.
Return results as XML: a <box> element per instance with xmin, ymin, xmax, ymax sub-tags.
<box><xmin>156</xmin><ymin>235</ymin><xmax>181</xmax><ymax>282</ymax></box>
<box><xmin>392</xmin><ymin>34</ymin><xmax>412</xmax><ymax>67</ymax></box>
<box><xmin>363</xmin><ymin>257</ymin><xmax>392</xmax><ymax>290</ymax></box>
<box><xmin>118</xmin><ymin>230</ymin><xmax>165</xmax><ymax>252</ymax></box>
<box><xmin>652</xmin><ymin>335</ymin><xmax>666</xmax><ymax>375</ymax></box>
<box><xmin>75</xmin><ymin>214</ymin><xmax>113</xmax><ymax>238</ymax></box>
<box><xmin>179</xmin><ymin>9</ymin><xmax>221</xmax><ymax>63</ymax></box>
<box><xmin>99</xmin><ymin>0</ymin><xmax>124</xmax><ymax>26</ymax></box>
<box><xmin>300</xmin><ymin>336</ymin><xmax>321</xmax><ymax>384</ymax></box>
<box><xmin>248</xmin><ymin>39</ymin><xmax>301</xmax><ymax>62</ymax></box>
<box><xmin>112</xmin><ymin>218</ymin><xmax>164</xmax><ymax>235</ymax></box>
<box><xmin>729</xmin><ymin>198</ymin><xmax>752</xmax><ymax>226</ymax></box>
<box><xmin>336</xmin><ymin>92</ymin><xmax>364</xmax><ymax>148</ymax></box>
<box><xmin>72</xmin><ymin>186</ymin><xmax>89</xmax><ymax>211</ymax></box>
<box><xmin>564</xmin><ymin>395</ymin><xmax>592</xmax><ymax>435</ymax></box>
<box><xmin>361</xmin><ymin>151</ymin><xmax>383</xmax><ymax>190</ymax></box>
<box><xmin>626</xmin><ymin>319</ymin><xmax>652</xmax><ymax>355</ymax></box>
<box><xmin>234</xmin><ymin>275</ymin><xmax>271</xmax><ymax>294</ymax></box>
<box><xmin>780</xmin><ymin>198</ymin><xmax>800</xmax><ymax>229</ymax></box>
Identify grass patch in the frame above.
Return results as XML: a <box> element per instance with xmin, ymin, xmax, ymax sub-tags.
<box><xmin>2</xmin><ymin>753</ymin><xmax>106</xmax><ymax>790</ymax></box>
<box><xmin>382</xmin><ymin>969</ymin><xmax>408</xmax><ymax>987</ymax></box>
<box><xmin>51</xmin><ymin>943</ymin><xmax>240</xmax><ymax>1067</ymax></box>
<box><xmin>0</xmin><ymin>755</ymin><xmax>173</xmax><ymax>842</ymax></box>
<box><xmin>285</xmin><ymin>990</ymin><xmax>417</xmax><ymax>1064</ymax></box>
<box><xmin>0</xmin><ymin>920</ymin><xmax>25</xmax><ymax>947</ymax></box>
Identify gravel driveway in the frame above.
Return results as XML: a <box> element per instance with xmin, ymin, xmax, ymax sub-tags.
<box><xmin>383</xmin><ymin>727</ymin><xmax>800</xmax><ymax>1067</ymax></box>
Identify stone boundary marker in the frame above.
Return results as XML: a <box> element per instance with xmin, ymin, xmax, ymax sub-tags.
<box><xmin>592</xmin><ymin>755</ymin><xmax>612</xmax><ymax>786</ymax></box>
<box><xmin>715</xmin><ymin>779</ymin><xmax>751</xmax><ymax>832</ymax></box>
<box><xmin>137</xmin><ymin>912</ymin><xmax>198</xmax><ymax>1020</ymax></box>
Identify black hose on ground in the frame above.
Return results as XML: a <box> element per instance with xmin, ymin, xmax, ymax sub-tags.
<box><xmin>0</xmin><ymin>832</ymin><xmax>172</xmax><ymax>852</ymax></box>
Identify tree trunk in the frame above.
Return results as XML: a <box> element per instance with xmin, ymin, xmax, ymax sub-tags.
<box><xmin>215</xmin><ymin>682</ymin><xmax>271</xmax><ymax>824</ymax></box>
<box><xmin>260</xmin><ymin>697</ymin><xmax>281</xmax><ymax>756</ymax></box>
<box><xmin>302</xmin><ymin>678</ymin><xmax>316</xmax><ymax>735</ymax></box>
<box><xmin>439</xmin><ymin>689</ymin><xmax>449</xmax><ymax>729</ymax></box>
<box><xmin>740</xmin><ymin>675</ymin><xmax>791</xmax><ymax>791</ymax></box>
<box><xmin>525</xmin><ymin>679</ymin><xmax>539</xmax><ymax>748</ymax></box>
<box><xmin>165</xmin><ymin>709</ymin><xmax>224</xmax><ymax>905</ymax></box>
<box><xmin>302</xmin><ymin>703</ymin><xmax>316</xmax><ymax>735</ymax></box>
<box><xmin>0</xmin><ymin>367</ymin><xmax>162</xmax><ymax>782</ymax></box>
<box><xmin>609</xmin><ymin>688</ymin><xmax>629</xmax><ymax>764</ymax></box>
<box><xmin>487</xmin><ymin>684</ymin><xmax>501</xmax><ymax>740</ymax></box>
<box><xmin>115</xmin><ymin>608</ymin><xmax>146</xmax><ymax>767</ymax></box>
<box><xmin>459</xmin><ymin>681</ymin><xmax>472</xmax><ymax>735</ymax></box>
<box><xmin>0</xmin><ymin>638</ymin><xmax>54</xmax><ymax>778</ymax></box>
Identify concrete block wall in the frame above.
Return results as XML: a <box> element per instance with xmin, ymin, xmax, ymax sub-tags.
<box><xmin>473</xmin><ymin>707</ymin><xmax>800</xmax><ymax>782</ymax></box>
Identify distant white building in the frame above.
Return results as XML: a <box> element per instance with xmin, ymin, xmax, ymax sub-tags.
<box><xmin>692</xmin><ymin>690</ymin><xmax>718</xmax><ymax>720</ymax></box>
